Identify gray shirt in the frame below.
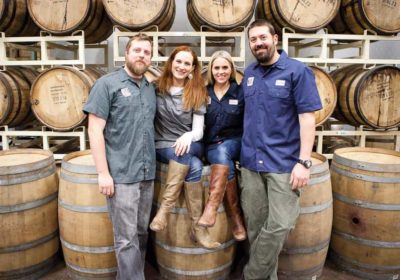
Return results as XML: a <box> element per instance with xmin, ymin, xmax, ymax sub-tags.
<box><xmin>83</xmin><ymin>68</ymin><xmax>156</xmax><ymax>184</ymax></box>
<box><xmin>155</xmin><ymin>88</ymin><xmax>206</xmax><ymax>149</ymax></box>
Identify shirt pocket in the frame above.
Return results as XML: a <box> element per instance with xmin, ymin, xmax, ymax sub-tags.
<box><xmin>265</xmin><ymin>84</ymin><xmax>293</xmax><ymax>116</ymax></box>
<box><xmin>244</xmin><ymin>87</ymin><xmax>256</xmax><ymax>98</ymax></box>
<box><xmin>222</xmin><ymin>103</ymin><xmax>242</xmax><ymax>126</ymax></box>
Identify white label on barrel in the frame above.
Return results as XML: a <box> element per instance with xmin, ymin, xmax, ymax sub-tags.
<box><xmin>393</xmin><ymin>275</ymin><xmax>399</xmax><ymax>280</ymax></box>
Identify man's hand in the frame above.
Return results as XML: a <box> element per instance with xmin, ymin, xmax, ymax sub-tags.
<box><xmin>98</xmin><ymin>172</ymin><xmax>114</xmax><ymax>197</ymax></box>
<box><xmin>172</xmin><ymin>132</ymin><xmax>193</xmax><ymax>156</ymax></box>
<box><xmin>290</xmin><ymin>163</ymin><xmax>310</xmax><ymax>190</ymax></box>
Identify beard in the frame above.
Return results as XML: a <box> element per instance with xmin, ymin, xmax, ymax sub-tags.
<box><xmin>126</xmin><ymin>59</ymin><xmax>148</xmax><ymax>76</ymax></box>
<box><xmin>251</xmin><ymin>44</ymin><xmax>276</xmax><ymax>64</ymax></box>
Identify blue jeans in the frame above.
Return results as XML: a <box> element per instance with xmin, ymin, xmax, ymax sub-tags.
<box><xmin>206</xmin><ymin>138</ymin><xmax>241</xmax><ymax>180</ymax></box>
<box><xmin>156</xmin><ymin>142</ymin><xmax>204</xmax><ymax>182</ymax></box>
<box><xmin>106</xmin><ymin>181</ymin><xmax>154</xmax><ymax>280</ymax></box>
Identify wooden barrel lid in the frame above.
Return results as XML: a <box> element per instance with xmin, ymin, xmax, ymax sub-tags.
<box><xmin>103</xmin><ymin>0</ymin><xmax>169</xmax><ymax>30</ymax></box>
<box><xmin>359</xmin><ymin>0</ymin><xmax>400</xmax><ymax>34</ymax></box>
<box><xmin>310</xmin><ymin>66</ymin><xmax>337</xmax><ymax>126</ymax></box>
<box><xmin>268</xmin><ymin>0</ymin><xmax>340</xmax><ymax>32</ymax></box>
<box><xmin>356</xmin><ymin>66</ymin><xmax>400</xmax><ymax>129</ymax></box>
<box><xmin>63</xmin><ymin>150</ymin><xmax>94</xmax><ymax>166</ymax></box>
<box><xmin>188</xmin><ymin>0</ymin><xmax>254</xmax><ymax>31</ymax></box>
<box><xmin>30</xmin><ymin>67</ymin><xmax>94</xmax><ymax>131</ymax></box>
<box><xmin>27</xmin><ymin>0</ymin><xmax>93</xmax><ymax>34</ymax></box>
<box><xmin>0</xmin><ymin>73</ymin><xmax>12</xmax><ymax>124</ymax></box>
<box><xmin>334</xmin><ymin>147</ymin><xmax>400</xmax><ymax>166</ymax></box>
<box><xmin>0</xmin><ymin>149</ymin><xmax>53</xmax><ymax>170</ymax></box>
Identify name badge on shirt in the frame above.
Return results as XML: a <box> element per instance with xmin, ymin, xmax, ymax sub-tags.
<box><xmin>247</xmin><ymin>77</ymin><xmax>254</xmax><ymax>86</ymax></box>
<box><xmin>229</xmin><ymin>99</ymin><xmax>238</xmax><ymax>105</ymax></box>
<box><xmin>121</xmin><ymin>88</ymin><xmax>132</xmax><ymax>97</ymax></box>
<box><xmin>275</xmin><ymin>80</ymin><xmax>286</xmax><ymax>87</ymax></box>
<box><xmin>208</xmin><ymin>96</ymin><xmax>212</xmax><ymax>105</ymax></box>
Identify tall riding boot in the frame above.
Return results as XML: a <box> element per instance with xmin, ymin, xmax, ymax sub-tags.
<box><xmin>150</xmin><ymin>160</ymin><xmax>189</xmax><ymax>232</ymax></box>
<box><xmin>184</xmin><ymin>181</ymin><xmax>221</xmax><ymax>249</ymax></box>
<box><xmin>198</xmin><ymin>164</ymin><xmax>229</xmax><ymax>227</ymax></box>
<box><xmin>224</xmin><ymin>178</ymin><xmax>247</xmax><ymax>241</ymax></box>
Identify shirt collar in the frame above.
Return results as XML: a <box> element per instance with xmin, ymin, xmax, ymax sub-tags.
<box><xmin>118</xmin><ymin>67</ymin><xmax>150</xmax><ymax>87</ymax></box>
<box><xmin>208</xmin><ymin>80</ymin><xmax>238</xmax><ymax>101</ymax></box>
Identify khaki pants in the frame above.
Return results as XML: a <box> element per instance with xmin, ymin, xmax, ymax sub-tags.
<box><xmin>240</xmin><ymin>168</ymin><xmax>300</xmax><ymax>280</ymax></box>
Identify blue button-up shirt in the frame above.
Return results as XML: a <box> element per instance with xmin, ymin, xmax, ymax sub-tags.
<box><xmin>240</xmin><ymin>51</ymin><xmax>322</xmax><ymax>173</ymax></box>
<box><xmin>204</xmin><ymin>81</ymin><xmax>244</xmax><ymax>144</ymax></box>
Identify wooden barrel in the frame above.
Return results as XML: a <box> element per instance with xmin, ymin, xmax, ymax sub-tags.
<box><xmin>27</xmin><ymin>0</ymin><xmax>112</xmax><ymax>43</ymax></box>
<box><xmin>331</xmin><ymin>65</ymin><xmax>400</xmax><ymax>129</ymax></box>
<box><xmin>0</xmin><ymin>0</ymin><xmax>40</xmax><ymax>37</ymax></box>
<box><xmin>256</xmin><ymin>0</ymin><xmax>340</xmax><ymax>33</ymax></box>
<box><xmin>30</xmin><ymin>66</ymin><xmax>105</xmax><ymax>131</ymax></box>
<box><xmin>144</xmin><ymin>66</ymin><xmax>162</xmax><ymax>83</ymax></box>
<box><xmin>345</xmin><ymin>0</ymin><xmax>399</xmax><ymax>35</ymax></box>
<box><xmin>59</xmin><ymin>150</ymin><xmax>117</xmax><ymax>279</ymax></box>
<box><xmin>153</xmin><ymin>163</ymin><xmax>235</xmax><ymax>280</ymax></box>
<box><xmin>201</xmin><ymin>67</ymin><xmax>244</xmax><ymax>86</ymax></box>
<box><xmin>278</xmin><ymin>153</ymin><xmax>332</xmax><ymax>279</ymax></box>
<box><xmin>0</xmin><ymin>67</ymin><xmax>38</xmax><ymax>127</ymax></box>
<box><xmin>366</xmin><ymin>135</ymin><xmax>396</xmax><ymax>150</ymax></box>
<box><xmin>103</xmin><ymin>0</ymin><xmax>175</xmax><ymax>32</ymax></box>
<box><xmin>0</xmin><ymin>149</ymin><xmax>59</xmax><ymax>279</ymax></box>
<box><xmin>311</xmin><ymin>66</ymin><xmax>337</xmax><ymax>127</ymax></box>
<box><xmin>187</xmin><ymin>0</ymin><xmax>254</xmax><ymax>32</ymax></box>
<box><xmin>330</xmin><ymin>147</ymin><xmax>400</xmax><ymax>279</ymax></box>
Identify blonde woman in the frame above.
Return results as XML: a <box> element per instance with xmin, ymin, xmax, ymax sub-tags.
<box><xmin>198</xmin><ymin>50</ymin><xmax>247</xmax><ymax>241</ymax></box>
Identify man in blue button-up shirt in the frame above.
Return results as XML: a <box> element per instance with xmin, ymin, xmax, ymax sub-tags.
<box><xmin>240</xmin><ymin>20</ymin><xmax>322</xmax><ymax>280</ymax></box>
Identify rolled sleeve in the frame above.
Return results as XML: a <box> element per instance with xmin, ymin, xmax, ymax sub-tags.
<box><xmin>83</xmin><ymin>80</ymin><xmax>111</xmax><ymax>120</ymax></box>
<box><xmin>293</xmin><ymin>66</ymin><xmax>322</xmax><ymax>114</ymax></box>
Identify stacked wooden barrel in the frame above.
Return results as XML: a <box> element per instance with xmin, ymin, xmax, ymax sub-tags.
<box><xmin>27</xmin><ymin>0</ymin><xmax>112</xmax><ymax>43</ymax></box>
<box><xmin>0</xmin><ymin>149</ymin><xmax>59</xmax><ymax>279</ymax></box>
<box><xmin>278</xmin><ymin>153</ymin><xmax>332</xmax><ymax>279</ymax></box>
<box><xmin>152</xmin><ymin>163</ymin><xmax>235</xmax><ymax>280</ymax></box>
<box><xmin>0</xmin><ymin>0</ymin><xmax>40</xmax><ymax>36</ymax></box>
<box><xmin>187</xmin><ymin>0</ymin><xmax>254</xmax><ymax>32</ymax></box>
<box><xmin>331</xmin><ymin>65</ymin><xmax>400</xmax><ymax>129</ymax></box>
<box><xmin>0</xmin><ymin>67</ymin><xmax>38</xmax><ymax>127</ymax></box>
<box><xmin>58</xmin><ymin>150</ymin><xmax>117</xmax><ymax>279</ymax></box>
<box><xmin>330</xmin><ymin>147</ymin><xmax>400</xmax><ymax>279</ymax></box>
<box><xmin>30</xmin><ymin>66</ymin><xmax>105</xmax><ymax>131</ymax></box>
<box><xmin>103</xmin><ymin>0</ymin><xmax>175</xmax><ymax>31</ymax></box>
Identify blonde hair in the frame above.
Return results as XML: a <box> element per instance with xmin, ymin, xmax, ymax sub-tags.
<box><xmin>207</xmin><ymin>50</ymin><xmax>237</xmax><ymax>85</ymax></box>
<box><xmin>158</xmin><ymin>46</ymin><xmax>207</xmax><ymax>111</ymax></box>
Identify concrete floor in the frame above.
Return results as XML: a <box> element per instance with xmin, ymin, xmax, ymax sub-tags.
<box><xmin>40</xmin><ymin>257</ymin><xmax>362</xmax><ymax>280</ymax></box>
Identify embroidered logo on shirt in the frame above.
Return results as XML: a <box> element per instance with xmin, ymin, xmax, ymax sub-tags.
<box><xmin>275</xmin><ymin>80</ymin><xmax>286</xmax><ymax>86</ymax></box>
<box><xmin>247</xmin><ymin>77</ymin><xmax>254</xmax><ymax>86</ymax></box>
<box><xmin>208</xmin><ymin>96</ymin><xmax>212</xmax><ymax>105</ymax></box>
<box><xmin>229</xmin><ymin>99</ymin><xmax>238</xmax><ymax>105</ymax></box>
<box><xmin>121</xmin><ymin>88</ymin><xmax>132</xmax><ymax>97</ymax></box>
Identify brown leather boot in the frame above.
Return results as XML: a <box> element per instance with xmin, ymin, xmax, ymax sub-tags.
<box><xmin>198</xmin><ymin>164</ymin><xmax>229</xmax><ymax>227</ymax></box>
<box><xmin>225</xmin><ymin>178</ymin><xmax>247</xmax><ymax>241</ymax></box>
<box><xmin>184</xmin><ymin>181</ymin><xmax>221</xmax><ymax>249</ymax></box>
<box><xmin>150</xmin><ymin>160</ymin><xmax>189</xmax><ymax>232</ymax></box>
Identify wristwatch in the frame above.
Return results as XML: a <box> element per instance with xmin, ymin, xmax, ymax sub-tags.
<box><xmin>298</xmin><ymin>159</ymin><xmax>312</xmax><ymax>169</ymax></box>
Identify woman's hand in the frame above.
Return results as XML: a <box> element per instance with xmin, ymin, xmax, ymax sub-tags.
<box><xmin>172</xmin><ymin>132</ymin><xmax>193</xmax><ymax>156</ymax></box>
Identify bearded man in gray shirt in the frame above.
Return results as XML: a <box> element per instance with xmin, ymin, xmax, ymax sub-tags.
<box><xmin>83</xmin><ymin>33</ymin><xmax>156</xmax><ymax>280</ymax></box>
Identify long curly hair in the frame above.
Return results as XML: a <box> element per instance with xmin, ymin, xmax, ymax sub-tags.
<box><xmin>157</xmin><ymin>46</ymin><xmax>207</xmax><ymax>111</ymax></box>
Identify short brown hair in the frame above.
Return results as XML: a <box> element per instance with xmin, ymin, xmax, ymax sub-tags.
<box><xmin>125</xmin><ymin>33</ymin><xmax>152</xmax><ymax>52</ymax></box>
<box><xmin>247</xmin><ymin>19</ymin><xmax>276</xmax><ymax>38</ymax></box>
